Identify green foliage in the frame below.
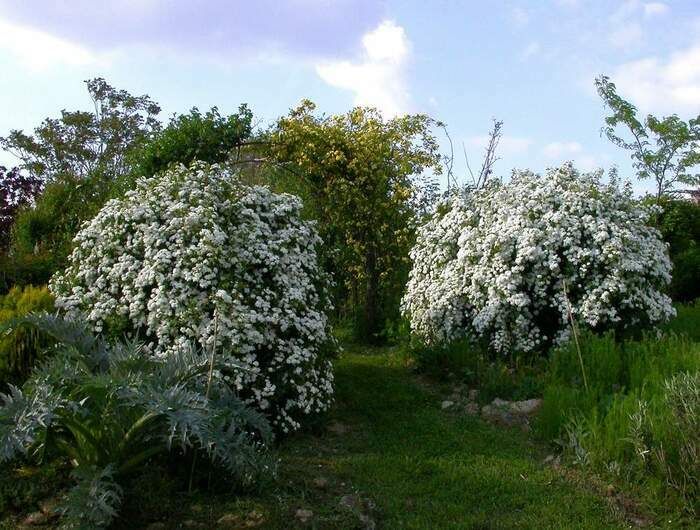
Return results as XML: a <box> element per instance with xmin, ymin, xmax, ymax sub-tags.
<box><xmin>269</xmin><ymin>100</ymin><xmax>441</xmax><ymax>343</ymax></box>
<box><xmin>410</xmin><ymin>337</ymin><xmax>546</xmax><ymax>403</ymax></box>
<box><xmin>0</xmin><ymin>286</ymin><xmax>55</xmax><ymax>388</ymax></box>
<box><xmin>127</xmin><ymin>105</ymin><xmax>253</xmax><ymax>184</ymax></box>
<box><xmin>670</xmin><ymin>247</ymin><xmax>700</xmax><ymax>302</ymax></box>
<box><xmin>1</xmin><ymin>174</ymin><xmax>115</xmax><ymax>292</ymax></box>
<box><xmin>653</xmin><ymin>197</ymin><xmax>700</xmax><ymax>301</ymax></box>
<box><xmin>595</xmin><ymin>75</ymin><xmax>700</xmax><ymax>199</ymax></box>
<box><xmin>628</xmin><ymin>372</ymin><xmax>699</xmax><ymax>515</ymax></box>
<box><xmin>534</xmin><ymin>330</ymin><xmax>700</xmax><ymax>514</ymax></box>
<box><xmin>0</xmin><ymin>78</ymin><xmax>160</xmax><ymax>182</ymax></box>
<box><xmin>663</xmin><ymin>302</ymin><xmax>700</xmax><ymax>341</ymax></box>
<box><xmin>0</xmin><ymin>460</ymin><xmax>68</xmax><ymax>517</ymax></box>
<box><xmin>0</xmin><ymin>313</ymin><xmax>274</xmax><ymax>527</ymax></box>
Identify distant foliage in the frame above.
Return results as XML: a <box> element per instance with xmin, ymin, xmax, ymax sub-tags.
<box><xmin>2</xmin><ymin>174</ymin><xmax>114</xmax><ymax>292</ymax></box>
<box><xmin>655</xmin><ymin>197</ymin><xmax>700</xmax><ymax>302</ymax></box>
<box><xmin>51</xmin><ymin>163</ymin><xmax>336</xmax><ymax>431</ymax></box>
<box><xmin>1</xmin><ymin>79</ymin><xmax>163</xmax><ymax>293</ymax></box>
<box><xmin>0</xmin><ymin>313</ymin><xmax>273</xmax><ymax>528</ymax></box>
<box><xmin>129</xmin><ymin>105</ymin><xmax>253</xmax><ymax>181</ymax></box>
<box><xmin>0</xmin><ymin>285</ymin><xmax>55</xmax><ymax>387</ymax></box>
<box><xmin>270</xmin><ymin>100</ymin><xmax>441</xmax><ymax>342</ymax></box>
<box><xmin>403</xmin><ymin>163</ymin><xmax>674</xmax><ymax>355</ymax></box>
<box><xmin>0</xmin><ymin>78</ymin><xmax>160</xmax><ymax>182</ymax></box>
<box><xmin>0</xmin><ymin>166</ymin><xmax>42</xmax><ymax>250</ymax></box>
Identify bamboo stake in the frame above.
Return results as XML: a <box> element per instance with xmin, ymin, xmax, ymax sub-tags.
<box><xmin>562</xmin><ymin>279</ymin><xmax>589</xmax><ymax>392</ymax></box>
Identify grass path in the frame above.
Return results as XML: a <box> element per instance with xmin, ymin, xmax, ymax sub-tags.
<box><xmin>116</xmin><ymin>346</ymin><xmax>629</xmax><ymax>529</ymax></box>
<box><xmin>290</xmin><ymin>346</ymin><xmax>626</xmax><ymax>529</ymax></box>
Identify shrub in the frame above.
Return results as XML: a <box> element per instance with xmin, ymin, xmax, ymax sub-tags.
<box><xmin>0</xmin><ymin>285</ymin><xmax>55</xmax><ymax>387</ymax></box>
<box><xmin>402</xmin><ymin>163</ymin><xmax>674</xmax><ymax>355</ymax></box>
<box><xmin>128</xmin><ymin>105</ymin><xmax>253</xmax><ymax>182</ymax></box>
<box><xmin>51</xmin><ymin>162</ymin><xmax>336</xmax><ymax>432</ymax></box>
<box><xmin>0</xmin><ymin>313</ymin><xmax>273</xmax><ymax>528</ymax></box>
<box><xmin>670</xmin><ymin>247</ymin><xmax>700</xmax><ymax>302</ymax></box>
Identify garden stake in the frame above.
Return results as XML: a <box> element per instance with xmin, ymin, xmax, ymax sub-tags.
<box><xmin>562</xmin><ymin>279</ymin><xmax>589</xmax><ymax>392</ymax></box>
<box><xmin>189</xmin><ymin>310</ymin><xmax>220</xmax><ymax>493</ymax></box>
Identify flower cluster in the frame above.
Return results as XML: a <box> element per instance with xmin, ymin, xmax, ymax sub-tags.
<box><xmin>51</xmin><ymin>163</ymin><xmax>335</xmax><ymax>431</ymax></box>
<box><xmin>402</xmin><ymin>163</ymin><xmax>675</xmax><ymax>355</ymax></box>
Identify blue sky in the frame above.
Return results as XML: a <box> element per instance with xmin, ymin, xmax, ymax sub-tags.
<box><xmin>1</xmin><ymin>0</ymin><xmax>699</xmax><ymax>194</ymax></box>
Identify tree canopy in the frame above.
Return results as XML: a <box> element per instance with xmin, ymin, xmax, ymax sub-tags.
<box><xmin>595</xmin><ymin>75</ymin><xmax>700</xmax><ymax>200</ymax></box>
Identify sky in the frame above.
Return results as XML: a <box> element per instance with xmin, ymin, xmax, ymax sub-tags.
<box><xmin>1</xmin><ymin>0</ymin><xmax>699</xmax><ymax>194</ymax></box>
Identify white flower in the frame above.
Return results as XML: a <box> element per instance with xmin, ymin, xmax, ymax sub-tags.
<box><xmin>51</xmin><ymin>162</ymin><xmax>336</xmax><ymax>431</ymax></box>
<box><xmin>402</xmin><ymin>163</ymin><xmax>674</xmax><ymax>355</ymax></box>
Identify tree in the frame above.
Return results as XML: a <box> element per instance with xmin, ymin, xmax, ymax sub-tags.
<box><xmin>129</xmin><ymin>105</ymin><xmax>254</xmax><ymax>181</ymax></box>
<box><xmin>0</xmin><ymin>78</ymin><xmax>161</xmax><ymax>182</ymax></box>
<box><xmin>269</xmin><ymin>100</ymin><xmax>441</xmax><ymax>343</ymax></box>
<box><xmin>0</xmin><ymin>166</ymin><xmax>42</xmax><ymax>250</ymax></box>
<box><xmin>595</xmin><ymin>75</ymin><xmax>700</xmax><ymax>200</ymax></box>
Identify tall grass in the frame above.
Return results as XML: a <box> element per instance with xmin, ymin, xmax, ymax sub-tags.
<box><xmin>535</xmin><ymin>320</ymin><xmax>700</xmax><ymax>516</ymax></box>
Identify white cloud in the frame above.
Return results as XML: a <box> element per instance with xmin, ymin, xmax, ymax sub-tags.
<box><xmin>643</xmin><ymin>2</ymin><xmax>669</xmax><ymax>17</ymax></box>
<box><xmin>0</xmin><ymin>17</ymin><xmax>101</xmax><ymax>71</ymax></box>
<box><xmin>613</xmin><ymin>43</ymin><xmax>700</xmax><ymax>114</ymax></box>
<box><xmin>607</xmin><ymin>1</ymin><xmax>669</xmax><ymax>49</ymax></box>
<box><xmin>542</xmin><ymin>141</ymin><xmax>583</xmax><ymax>158</ymax></box>
<box><xmin>315</xmin><ymin>20</ymin><xmax>410</xmax><ymax>117</ymax></box>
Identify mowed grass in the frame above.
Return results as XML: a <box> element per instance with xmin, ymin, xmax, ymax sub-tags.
<box><xmin>297</xmin><ymin>347</ymin><xmax>624</xmax><ymax>529</ymax></box>
<box><xmin>108</xmin><ymin>345</ymin><xmax>630</xmax><ymax>529</ymax></box>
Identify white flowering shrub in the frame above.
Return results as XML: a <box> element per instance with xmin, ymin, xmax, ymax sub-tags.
<box><xmin>51</xmin><ymin>163</ymin><xmax>335</xmax><ymax>431</ymax></box>
<box><xmin>402</xmin><ymin>163</ymin><xmax>674</xmax><ymax>355</ymax></box>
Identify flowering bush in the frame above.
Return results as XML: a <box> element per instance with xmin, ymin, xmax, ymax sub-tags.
<box><xmin>51</xmin><ymin>163</ymin><xmax>335</xmax><ymax>431</ymax></box>
<box><xmin>402</xmin><ymin>163</ymin><xmax>674</xmax><ymax>355</ymax></box>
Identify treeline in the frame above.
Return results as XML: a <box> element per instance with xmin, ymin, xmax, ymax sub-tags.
<box><xmin>1</xmin><ymin>76</ymin><xmax>698</xmax><ymax>345</ymax></box>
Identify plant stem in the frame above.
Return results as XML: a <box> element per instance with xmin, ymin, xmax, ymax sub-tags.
<box><xmin>562</xmin><ymin>279</ymin><xmax>589</xmax><ymax>392</ymax></box>
<box><xmin>189</xmin><ymin>310</ymin><xmax>220</xmax><ymax>493</ymax></box>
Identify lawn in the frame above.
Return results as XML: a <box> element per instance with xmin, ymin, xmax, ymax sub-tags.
<box><xmin>100</xmin><ymin>346</ymin><xmax>639</xmax><ymax>529</ymax></box>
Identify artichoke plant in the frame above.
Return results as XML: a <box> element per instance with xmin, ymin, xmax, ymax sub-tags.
<box><xmin>0</xmin><ymin>312</ymin><xmax>273</xmax><ymax>527</ymax></box>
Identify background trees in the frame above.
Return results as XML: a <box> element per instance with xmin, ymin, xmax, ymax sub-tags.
<box><xmin>268</xmin><ymin>101</ymin><xmax>441</xmax><ymax>343</ymax></box>
<box><xmin>0</xmin><ymin>166</ymin><xmax>42</xmax><ymax>251</ymax></box>
<box><xmin>595</xmin><ymin>75</ymin><xmax>700</xmax><ymax>201</ymax></box>
<box><xmin>0</xmin><ymin>78</ymin><xmax>160</xmax><ymax>183</ymax></box>
<box><xmin>128</xmin><ymin>105</ymin><xmax>254</xmax><ymax>185</ymax></box>
<box><xmin>596</xmin><ymin>75</ymin><xmax>700</xmax><ymax>303</ymax></box>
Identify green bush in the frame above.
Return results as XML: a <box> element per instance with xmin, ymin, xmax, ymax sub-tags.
<box><xmin>0</xmin><ymin>285</ymin><xmax>55</xmax><ymax>388</ymax></box>
<box><xmin>670</xmin><ymin>247</ymin><xmax>700</xmax><ymax>302</ymax></box>
<box><xmin>0</xmin><ymin>313</ymin><xmax>274</xmax><ymax>527</ymax></box>
<box><xmin>127</xmin><ymin>105</ymin><xmax>253</xmax><ymax>183</ymax></box>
